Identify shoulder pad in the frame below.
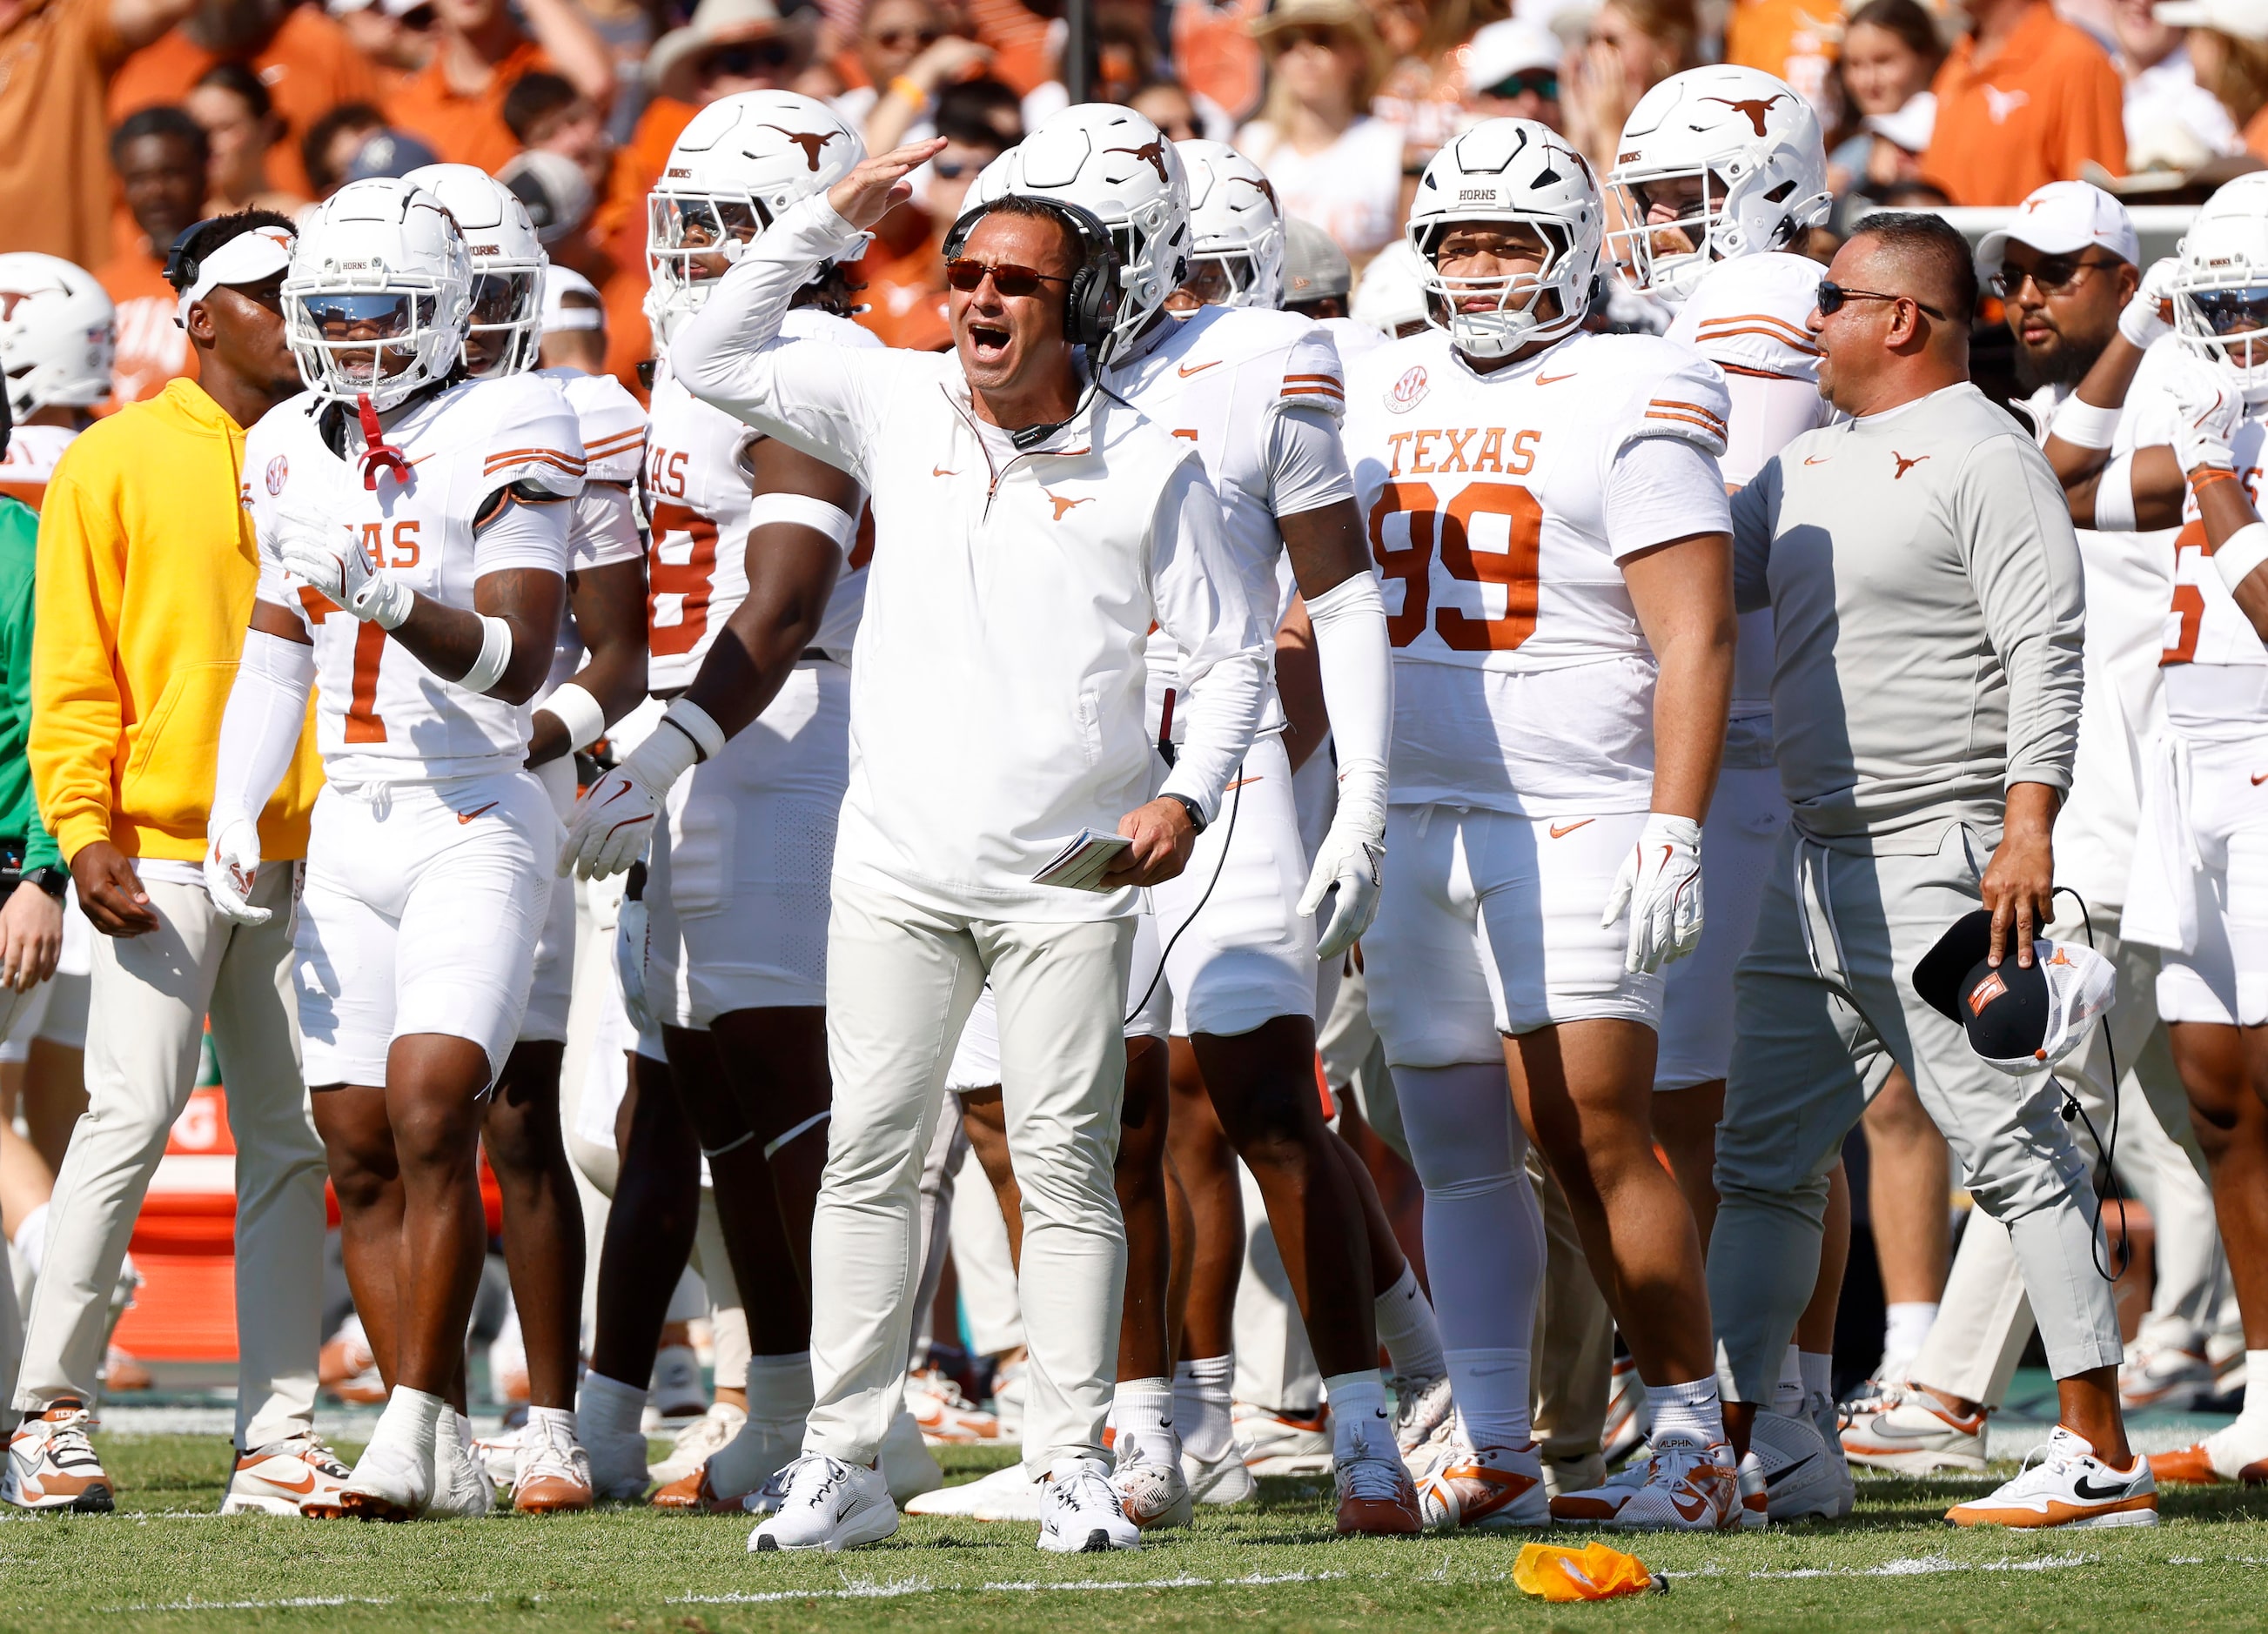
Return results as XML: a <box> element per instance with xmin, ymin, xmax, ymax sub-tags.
<box><xmin>1666</xmin><ymin>254</ymin><xmax>1822</xmax><ymax>385</ymax></box>
<box><xmin>1272</xmin><ymin>322</ymin><xmax>1346</xmax><ymax>420</ymax></box>
<box><xmin>480</xmin><ymin>376</ymin><xmax>587</xmax><ymax>499</ymax></box>
<box><xmin>558</xmin><ymin>371</ymin><xmax>648</xmax><ymax>483</ymax></box>
<box><xmin>1610</xmin><ymin>337</ymin><xmax>1731</xmax><ymax>456</ymax></box>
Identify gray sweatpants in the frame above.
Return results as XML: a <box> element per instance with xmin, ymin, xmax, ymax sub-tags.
<box><xmin>1708</xmin><ymin>823</ymin><xmax>2123</xmax><ymax>1403</ymax></box>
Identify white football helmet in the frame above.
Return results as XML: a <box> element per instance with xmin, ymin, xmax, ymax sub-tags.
<box><xmin>1607</xmin><ymin>64</ymin><xmax>1830</xmax><ymax>300</ymax></box>
<box><xmin>1178</xmin><ymin>139</ymin><xmax>1285</xmax><ymax>309</ymax></box>
<box><xmin>646</xmin><ymin>90</ymin><xmax>865</xmax><ymax>346</ymax></box>
<box><xmin>284</xmin><ymin>177</ymin><xmax>473</xmax><ymax>412</ymax></box>
<box><xmin>1351</xmin><ymin>238</ymin><xmax>1429</xmax><ymax>339</ymax></box>
<box><xmin>1408</xmin><ymin>118</ymin><xmax>1603</xmax><ymax>358</ymax></box>
<box><xmin>979</xmin><ymin>103</ymin><xmax>1192</xmax><ymax>356</ymax></box>
<box><xmin>2172</xmin><ymin>171</ymin><xmax>2268</xmax><ymax>396</ymax></box>
<box><xmin>403</xmin><ymin>163</ymin><xmax>547</xmax><ymax>378</ymax></box>
<box><xmin>0</xmin><ymin>253</ymin><xmax>115</xmax><ymax>418</ymax></box>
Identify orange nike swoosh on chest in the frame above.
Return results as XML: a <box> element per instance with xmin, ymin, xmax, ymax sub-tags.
<box><xmin>1534</xmin><ymin>372</ymin><xmax>1576</xmax><ymax>385</ymax></box>
<box><xmin>1178</xmin><ymin>359</ymin><xmax>1221</xmax><ymax>377</ymax></box>
<box><xmin>1547</xmin><ymin>818</ymin><xmax>1594</xmax><ymax>839</ymax></box>
<box><xmin>457</xmin><ymin>801</ymin><xmax>500</xmax><ymax>824</ymax></box>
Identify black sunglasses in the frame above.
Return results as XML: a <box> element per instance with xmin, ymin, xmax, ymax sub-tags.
<box><xmin>944</xmin><ymin>258</ymin><xmax>1071</xmax><ymax>297</ymax></box>
<box><xmin>1817</xmin><ymin>279</ymin><xmax>1947</xmax><ymax>321</ymax></box>
<box><xmin>1482</xmin><ymin>70</ymin><xmax>1559</xmax><ymax>100</ymax></box>
<box><xmin>706</xmin><ymin>37</ymin><xmax>797</xmax><ymax>75</ymax></box>
<box><xmin>1986</xmin><ymin>255</ymin><xmax>2120</xmax><ymax>299</ymax></box>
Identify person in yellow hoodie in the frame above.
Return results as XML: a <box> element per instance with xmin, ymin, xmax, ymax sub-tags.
<box><xmin>4</xmin><ymin>211</ymin><xmax>351</xmax><ymax>1519</ymax></box>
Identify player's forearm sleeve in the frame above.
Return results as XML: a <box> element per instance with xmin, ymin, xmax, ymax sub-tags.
<box><xmin>1302</xmin><ymin>572</ymin><xmax>1391</xmax><ymax>818</ymax></box>
<box><xmin>1961</xmin><ymin>438</ymin><xmax>2086</xmax><ymax>793</ymax></box>
<box><xmin>669</xmin><ymin>193</ymin><xmax>880</xmax><ymax>477</ymax></box>
<box><xmin>1150</xmin><ymin>462</ymin><xmax>1266</xmax><ymax>820</ymax></box>
<box><xmin>210</xmin><ymin>629</ymin><xmax>315</xmax><ymax>834</ymax></box>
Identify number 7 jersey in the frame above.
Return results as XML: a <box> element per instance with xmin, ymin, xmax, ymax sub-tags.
<box><xmin>1343</xmin><ymin>326</ymin><xmax>1732</xmax><ymax>814</ymax></box>
<box><xmin>244</xmin><ymin>372</ymin><xmax>584</xmax><ymax>785</ymax></box>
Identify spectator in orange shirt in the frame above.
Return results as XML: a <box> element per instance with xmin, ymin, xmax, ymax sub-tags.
<box><xmin>385</xmin><ymin>0</ymin><xmax>615</xmax><ymax>174</ymax></box>
<box><xmin>107</xmin><ymin>0</ymin><xmax>382</xmax><ymax>198</ymax></box>
<box><xmin>185</xmin><ymin>62</ymin><xmax>308</xmax><ymax>216</ymax></box>
<box><xmin>97</xmin><ymin>105</ymin><xmax>204</xmax><ymax>404</ymax></box>
<box><xmin>328</xmin><ymin>0</ymin><xmax>437</xmax><ymax>84</ymax></box>
<box><xmin>1724</xmin><ymin>0</ymin><xmax>1848</xmax><ymax>124</ymax></box>
<box><xmin>1922</xmin><ymin>0</ymin><xmax>2128</xmax><ymax>204</ymax></box>
<box><xmin>2161</xmin><ymin>0</ymin><xmax>2268</xmax><ymax>158</ymax></box>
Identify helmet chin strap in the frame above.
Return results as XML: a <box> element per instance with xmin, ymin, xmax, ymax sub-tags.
<box><xmin>357</xmin><ymin>392</ymin><xmax>411</xmax><ymax>491</ymax></box>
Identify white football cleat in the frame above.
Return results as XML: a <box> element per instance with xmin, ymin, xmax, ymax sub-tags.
<box><xmin>1110</xmin><ymin>1448</ymin><xmax>1193</xmax><ymax>1530</ymax></box>
<box><xmin>472</xmin><ymin>1423</ymin><xmax>525</xmax><ymax>1490</ymax></box>
<box><xmin>1414</xmin><ymin>1437</ymin><xmax>1549</xmax><ymax>1531</ymax></box>
<box><xmin>903</xmin><ymin>1460</ymin><xmax>1045</xmax><ymax>1520</ymax></box>
<box><xmin>1181</xmin><ymin>1440</ymin><xmax>1258</xmax><ymax>1505</ymax></box>
<box><xmin>1746</xmin><ymin>1403</ymin><xmax>1853</xmax><ymax>1522</ymax></box>
<box><xmin>1599</xmin><ymin>1432</ymin><xmax>1740</xmax><ymax>1532</ymax></box>
<box><xmin>748</xmin><ymin>1453</ymin><xmax>900</xmax><ymax>1553</ymax></box>
<box><xmin>220</xmin><ymin>1434</ymin><xmax>354</xmax><ymax>1517</ymax></box>
<box><xmin>512</xmin><ymin>1414</ymin><xmax>594</xmax><ymax>1513</ymax></box>
<box><xmin>907</xmin><ymin>1366</ymin><xmax>1002</xmax><ymax>1443</ymax></box>
<box><xmin>1037</xmin><ymin>1457</ymin><xmax>1142</xmax><ymax>1552</ymax></box>
<box><xmin>648</xmin><ymin>1401</ymin><xmax>748</xmax><ymax>1488</ymax></box>
<box><xmin>338</xmin><ymin>1407</ymin><xmax>435</xmax><ymax>1523</ymax></box>
<box><xmin>1232</xmin><ymin>1401</ymin><xmax>1332</xmax><ymax>1475</ymax></box>
<box><xmin>1841</xmin><ymin>1382</ymin><xmax>1988</xmax><ymax>1475</ymax></box>
<box><xmin>1391</xmin><ymin>1374</ymin><xmax>1455</xmax><ymax>1460</ymax></box>
<box><xmin>1549</xmin><ymin>1447</ymin><xmax>1651</xmax><ymax>1524</ymax></box>
<box><xmin>1946</xmin><ymin>1426</ymin><xmax>2157</xmax><ymax>1529</ymax></box>
<box><xmin>426</xmin><ymin>1411</ymin><xmax>495</xmax><ymax>1518</ymax></box>
<box><xmin>3</xmin><ymin>1400</ymin><xmax>113</xmax><ymax>1512</ymax></box>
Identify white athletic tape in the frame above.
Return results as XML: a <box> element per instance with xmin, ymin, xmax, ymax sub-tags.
<box><xmin>748</xmin><ymin>492</ymin><xmax>858</xmax><ymax>552</ymax></box>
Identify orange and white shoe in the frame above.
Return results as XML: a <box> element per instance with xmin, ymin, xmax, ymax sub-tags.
<box><xmin>1947</xmin><ymin>1426</ymin><xmax>2157</xmax><ymax>1529</ymax></box>
<box><xmin>1841</xmin><ymin>1382</ymin><xmax>1988</xmax><ymax>1475</ymax></box>
<box><xmin>319</xmin><ymin>1317</ymin><xmax>387</xmax><ymax>1406</ymax></box>
<box><xmin>1414</xmin><ymin>1438</ymin><xmax>1549</xmax><ymax>1531</ymax></box>
<box><xmin>2149</xmin><ymin>1417</ymin><xmax>2268</xmax><ymax>1487</ymax></box>
<box><xmin>513</xmin><ymin>1412</ymin><xmax>594</xmax><ymax>1512</ymax></box>
<box><xmin>221</xmin><ymin>1435</ymin><xmax>354</xmax><ymax>1517</ymax></box>
<box><xmin>1110</xmin><ymin>1448</ymin><xmax>1194</xmax><ymax>1530</ymax></box>
<box><xmin>1235</xmin><ymin>1401</ymin><xmax>1333</xmax><ymax>1476</ymax></box>
<box><xmin>906</xmin><ymin>1367</ymin><xmax>1000</xmax><ymax>1443</ymax></box>
<box><xmin>2118</xmin><ymin>1328</ymin><xmax>2214</xmax><ymax>1412</ymax></box>
<box><xmin>1332</xmin><ymin>1425</ymin><xmax>1423</xmax><ymax>1535</ymax></box>
<box><xmin>651</xmin><ymin>1463</ymin><xmax>755</xmax><ymax>1513</ymax></box>
<box><xmin>1549</xmin><ymin>1449</ymin><xmax>1651</xmax><ymax>1524</ymax></box>
<box><xmin>3</xmin><ymin>1400</ymin><xmax>113</xmax><ymax>1512</ymax></box>
<box><xmin>1599</xmin><ymin>1433</ymin><xmax>1741</xmax><ymax>1532</ymax></box>
<box><xmin>1601</xmin><ymin>1354</ymin><xmax>1647</xmax><ymax>1466</ymax></box>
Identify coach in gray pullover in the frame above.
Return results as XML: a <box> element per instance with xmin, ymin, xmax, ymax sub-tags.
<box><xmin>1707</xmin><ymin>214</ymin><xmax>2138</xmax><ymax>1503</ymax></box>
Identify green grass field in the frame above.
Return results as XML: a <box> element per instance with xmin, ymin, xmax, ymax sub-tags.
<box><xmin>3</xmin><ymin>1437</ymin><xmax>2268</xmax><ymax>1632</ymax></box>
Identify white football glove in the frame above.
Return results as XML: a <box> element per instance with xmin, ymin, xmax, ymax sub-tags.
<box><xmin>1298</xmin><ymin>793</ymin><xmax>1385</xmax><ymax>962</ymax></box>
<box><xmin>615</xmin><ymin>892</ymin><xmax>653</xmax><ymax>1035</ymax></box>
<box><xmin>204</xmin><ymin>816</ymin><xmax>272</xmax><ymax>926</ymax></box>
<box><xmin>558</xmin><ymin>700</ymin><xmax>724</xmax><ymax>880</ymax></box>
<box><xmin>1601</xmin><ymin>813</ymin><xmax>1704</xmax><ymax>975</ymax></box>
<box><xmin>2169</xmin><ymin>359</ymin><xmax>2242</xmax><ymax>479</ymax></box>
<box><xmin>2119</xmin><ymin>256</ymin><xmax>2181</xmax><ymax>351</ymax></box>
<box><xmin>274</xmin><ymin>504</ymin><xmax>413</xmax><ymax>629</ymax></box>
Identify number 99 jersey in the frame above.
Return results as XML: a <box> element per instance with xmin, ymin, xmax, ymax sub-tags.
<box><xmin>1342</xmin><ymin>327</ymin><xmax>1732</xmax><ymax>814</ymax></box>
<box><xmin>244</xmin><ymin>372</ymin><xmax>584</xmax><ymax>785</ymax></box>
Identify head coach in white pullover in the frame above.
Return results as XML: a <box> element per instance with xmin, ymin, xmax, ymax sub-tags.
<box><xmin>1707</xmin><ymin>211</ymin><xmax>2153</xmax><ymax>1530</ymax></box>
<box><xmin>661</xmin><ymin>137</ymin><xmax>1269</xmax><ymax>1555</ymax></box>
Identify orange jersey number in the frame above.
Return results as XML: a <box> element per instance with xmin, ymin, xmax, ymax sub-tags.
<box><xmin>1368</xmin><ymin>479</ymin><xmax>1545</xmax><ymax>652</ymax></box>
<box><xmin>647</xmin><ymin>500</ymin><xmax>720</xmax><ymax>658</ymax></box>
<box><xmin>296</xmin><ymin>586</ymin><xmax>388</xmax><ymax>744</ymax></box>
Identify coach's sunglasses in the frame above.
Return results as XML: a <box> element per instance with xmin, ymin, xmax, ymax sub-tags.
<box><xmin>1816</xmin><ymin>279</ymin><xmax>1947</xmax><ymax>321</ymax></box>
<box><xmin>944</xmin><ymin>258</ymin><xmax>1072</xmax><ymax>297</ymax></box>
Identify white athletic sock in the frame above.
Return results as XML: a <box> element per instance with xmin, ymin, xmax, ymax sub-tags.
<box><xmin>745</xmin><ymin>1351</ymin><xmax>815</xmax><ymax>1425</ymax></box>
<box><xmin>2241</xmin><ymin>1352</ymin><xmax>2268</xmax><ymax>1426</ymax></box>
<box><xmin>1800</xmin><ymin>1350</ymin><xmax>1834</xmax><ymax>1404</ymax></box>
<box><xmin>576</xmin><ymin>1369</ymin><xmax>646</xmax><ymax>1441</ymax></box>
<box><xmin>13</xmin><ymin>1201</ymin><xmax>46</xmax><ymax>1276</ymax></box>
<box><xmin>1374</xmin><ymin>1264</ymin><xmax>1446</xmax><ymax>1383</ymax></box>
<box><xmin>1175</xmin><ymin>1356</ymin><xmax>1235</xmax><ymax>1463</ymax></box>
<box><xmin>1773</xmin><ymin>1344</ymin><xmax>1806</xmax><ymax>1415</ymax></box>
<box><xmin>1111</xmin><ymin>1376</ymin><xmax>1178</xmax><ymax>1466</ymax></box>
<box><xmin>1323</xmin><ymin>1371</ymin><xmax>1391</xmax><ymax>1462</ymax></box>
<box><xmin>1444</xmin><ymin>1347</ymin><xmax>1531</xmax><ymax>1450</ymax></box>
<box><xmin>374</xmin><ymin>1385</ymin><xmax>447</xmax><ymax>1455</ymax></box>
<box><xmin>1881</xmin><ymin>1302</ymin><xmax>1938</xmax><ymax>1378</ymax></box>
<box><xmin>526</xmin><ymin>1404</ymin><xmax>574</xmax><ymax>1444</ymax></box>
<box><xmin>1646</xmin><ymin>1376</ymin><xmax>1726</xmax><ymax>1446</ymax></box>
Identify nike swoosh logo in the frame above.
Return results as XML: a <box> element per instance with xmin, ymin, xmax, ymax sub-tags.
<box><xmin>1670</xmin><ymin>1490</ymin><xmax>1708</xmax><ymax>1520</ymax></box>
<box><xmin>1764</xmin><ymin>1452</ymin><xmax>1815</xmax><ymax>1486</ymax></box>
<box><xmin>2253</xmin><ymin>772</ymin><xmax>2267</xmax><ymax>786</ymax></box>
<box><xmin>457</xmin><ymin>801</ymin><xmax>500</xmax><ymax>825</ymax></box>
<box><xmin>2072</xmin><ymin>1474</ymin><xmax>2136</xmax><ymax>1501</ymax></box>
<box><xmin>932</xmin><ymin>465</ymin><xmax>958</xmax><ymax>478</ymax></box>
<box><xmin>1224</xmin><ymin>775</ymin><xmax>1262</xmax><ymax>792</ymax></box>
<box><xmin>1535</xmin><ymin>372</ymin><xmax>1576</xmax><ymax>385</ymax></box>
<box><xmin>1804</xmin><ymin>454</ymin><xmax>1831</xmax><ymax>465</ymax></box>
<box><xmin>1178</xmin><ymin>360</ymin><xmax>1221</xmax><ymax>377</ymax></box>
<box><xmin>259</xmin><ymin>1467</ymin><xmax>319</xmax><ymax>1493</ymax></box>
<box><xmin>1548</xmin><ymin>819</ymin><xmax>1594</xmax><ymax>839</ymax></box>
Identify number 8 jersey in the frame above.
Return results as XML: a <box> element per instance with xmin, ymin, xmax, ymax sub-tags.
<box><xmin>244</xmin><ymin>372</ymin><xmax>584</xmax><ymax>783</ymax></box>
<box><xmin>1343</xmin><ymin>327</ymin><xmax>1732</xmax><ymax>814</ymax></box>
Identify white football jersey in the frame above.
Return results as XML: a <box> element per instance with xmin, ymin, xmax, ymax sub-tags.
<box><xmin>1104</xmin><ymin>305</ymin><xmax>1349</xmax><ymax>739</ymax></box>
<box><xmin>1345</xmin><ymin>326</ymin><xmax>1732</xmax><ymax>812</ymax></box>
<box><xmin>1664</xmin><ymin>251</ymin><xmax>1832</xmax><ymax>721</ymax></box>
<box><xmin>537</xmin><ymin>366</ymin><xmax>648</xmax><ymax>700</ymax></box>
<box><xmin>245</xmin><ymin>372</ymin><xmax>583</xmax><ymax>785</ymax></box>
<box><xmin>641</xmin><ymin>307</ymin><xmax>878</xmax><ymax>691</ymax></box>
<box><xmin>0</xmin><ymin>422</ymin><xmax>78</xmax><ymax>511</ymax></box>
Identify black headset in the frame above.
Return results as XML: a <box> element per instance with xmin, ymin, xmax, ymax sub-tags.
<box><xmin>943</xmin><ymin>195</ymin><xmax>1124</xmax><ymax>352</ymax></box>
<box><xmin>161</xmin><ymin>220</ymin><xmax>216</xmax><ymax>294</ymax></box>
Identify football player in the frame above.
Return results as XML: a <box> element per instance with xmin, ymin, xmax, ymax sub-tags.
<box><xmin>0</xmin><ymin>254</ymin><xmax>114</xmax><ymax>512</ymax></box>
<box><xmin>204</xmin><ymin>177</ymin><xmax>581</xmax><ymax>1520</ymax></box>
<box><xmin>1344</xmin><ymin>117</ymin><xmax>1741</xmax><ymax>1532</ymax></box>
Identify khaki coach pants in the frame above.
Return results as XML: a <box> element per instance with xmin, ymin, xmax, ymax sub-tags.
<box><xmin>806</xmin><ymin>879</ymin><xmax>1133</xmax><ymax>1473</ymax></box>
<box><xmin>12</xmin><ymin>867</ymin><xmax>326</xmax><ymax>1452</ymax></box>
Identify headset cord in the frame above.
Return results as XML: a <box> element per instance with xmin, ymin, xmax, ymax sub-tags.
<box><xmin>2051</xmin><ymin>886</ymin><xmax>2128</xmax><ymax>1284</ymax></box>
<box><xmin>1124</xmin><ymin>761</ymin><xmax>1241</xmax><ymax>1028</ymax></box>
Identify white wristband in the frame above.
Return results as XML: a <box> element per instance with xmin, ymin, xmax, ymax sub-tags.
<box><xmin>2215</xmin><ymin>520</ymin><xmax>2268</xmax><ymax>596</ymax></box>
<box><xmin>748</xmin><ymin>492</ymin><xmax>860</xmax><ymax>552</ymax></box>
<box><xmin>2092</xmin><ymin>452</ymin><xmax>2137</xmax><ymax>532</ymax></box>
<box><xmin>2050</xmin><ymin>395</ymin><xmax>2123</xmax><ymax>452</ymax></box>
<box><xmin>461</xmin><ymin>615</ymin><xmax>514</xmax><ymax>694</ymax></box>
<box><xmin>540</xmin><ymin>680</ymin><xmax>607</xmax><ymax>753</ymax></box>
<box><xmin>658</xmin><ymin>696</ymin><xmax>727</xmax><ymax>761</ymax></box>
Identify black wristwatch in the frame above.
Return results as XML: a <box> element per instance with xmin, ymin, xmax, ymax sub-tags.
<box><xmin>1163</xmin><ymin>793</ymin><xmax>1206</xmax><ymax>835</ymax></box>
<box><xmin>23</xmin><ymin>865</ymin><xmax>67</xmax><ymax>901</ymax></box>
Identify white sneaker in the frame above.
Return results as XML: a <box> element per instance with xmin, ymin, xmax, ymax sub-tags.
<box><xmin>647</xmin><ymin>1343</ymin><xmax>707</xmax><ymax>1425</ymax></box>
<box><xmin>427</xmin><ymin>1412</ymin><xmax>495</xmax><ymax>1518</ymax></box>
<box><xmin>1037</xmin><ymin>1457</ymin><xmax>1141</xmax><ymax>1552</ymax></box>
<box><xmin>512</xmin><ymin>1414</ymin><xmax>594</xmax><ymax>1512</ymax></box>
<box><xmin>1842</xmin><ymin>1383</ymin><xmax>1988</xmax><ymax>1475</ymax></box>
<box><xmin>1180</xmin><ymin>1441</ymin><xmax>1258</xmax><ymax>1505</ymax></box>
<box><xmin>648</xmin><ymin>1401</ymin><xmax>748</xmax><ymax>1488</ymax></box>
<box><xmin>907</xmin><ymin>1367</ymin><xmax>1002</xmax><ymax>1443</ymax></box>
<box><xmin>1550</xmin><ymin>1445</ymin><xmax>1651</xmax><ymax>1524</ymax></box>
<box><xmin>1746</xmin><ymin>1406</ymin><xmax>1851</xmax><ymax>1522</ymax></box>
<box><xmin>472</xmin><ymin>1423</ymin><xmax>525</xmax><ymax>1490</ymax></box>
<box><xmin>748</xmin><ymin>1453</ymin><xmax>900</xmax><ymax>1553</ymax></box>
<box><xmin>903</xmin><ymin>1461</ymin><xmax>1045</xmax><ymax>1520</ymax></box>
<box><xmin>3</xmin><ymin>1400</ymin><xmax>113</xmax><ymax>1512</ymax></box>
<box><xmin>1600</xmin><ymin>1432</ymin><xmax>1740</xmax><ymax>1532</ymax></box>
<box><xmin>2119</xmin><ymin>1326</ymin><xmax>2214</xmax><ymax>1411</ymax></box>
<box><xmin>1110</xmin><ymin>1448</ymin><xmax>1193</xmax><ymax>1530</ymax></box>
<box><xmin>879</xmin><ymin>1405</ymin><xmax>943</xmax><ymax>1503</ymax></box>
<box><xmin>1946</xmin><ymin>1426</ymin><xmax>2157</xmax><ymax>1529</ymax></box>
<box><xmin>339</xmin><ymin>1404</ymin><xmax>435</xmax><ymax>1523</ymax></box>
<box><xmin>1391</xmin><ymin>1374</ymin><xmax>1455</xmax><ymax>1460</ymax></box>
<box><xmin>1414</xmin><ymin>1438</ymin><xmax>1548</xmax><ymax>1531</ymax></box>
<box><xmin>1232</xmin><ymin>1401</ymin><xmax>1332</xmax><ymax>1475</ymax></box>
<box><xmin>221</xmin><ymin>1434</ymin><xmax>354</xmax><ymax>1517</ymax></box>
